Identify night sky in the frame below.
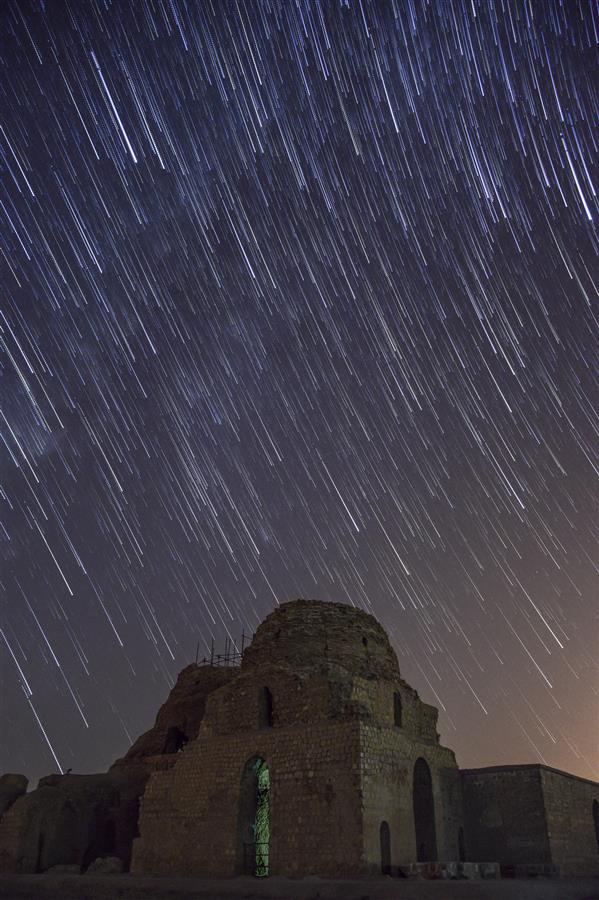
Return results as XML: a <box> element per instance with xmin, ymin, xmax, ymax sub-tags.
<box><xmin>1</xmin><ymin>0</ymin><xmax>597</xmax><ymax>788</ymax></box>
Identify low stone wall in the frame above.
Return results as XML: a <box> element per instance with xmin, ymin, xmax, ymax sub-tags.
<box><xmin>461</xmin><ymin>767</ymin><xmax>550</xmax><ymax>867</ymax></box>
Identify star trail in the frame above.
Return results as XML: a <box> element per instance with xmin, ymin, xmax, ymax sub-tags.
<box><xmin>1</xmin><ymin>0</ymin><xmax>597</xmax><ymax>785</ymax></box>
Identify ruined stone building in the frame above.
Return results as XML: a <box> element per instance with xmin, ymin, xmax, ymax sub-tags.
<box><xmin>0</xmin><ymin>599</ymin><xmax>597</xmax><ymax>878</ymax></box>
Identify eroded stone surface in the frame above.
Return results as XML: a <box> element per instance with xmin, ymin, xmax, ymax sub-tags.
<box><xmin>112</xmin><ymin>665</ymin><xmax>237</xmax><ymax>765</ymax></box>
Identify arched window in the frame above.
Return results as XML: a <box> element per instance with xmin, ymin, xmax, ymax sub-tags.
<box><xmin>413</xmin><ymin>757</ymin><xmax>437</xmax><ymax>862</ymax></box>
<box><xmin>380</xmin><ymin>820</ymin><xmax>391</xmax><ymax>874</ymax></box>
<box><xmin>258</xmin><ymin>687</ymin><xmax>273</xmax><ymax>728</ymax></box>
<box><xmin>393</xmin><ymin>692</ymin><xmax>402</xmax><ymax>727</ymax></box>
<box><xmin>163</xmin><ymin>725</ymin><xmax>188</xmax><ymax>754</ymax></box>
<box><xmin>593</xmin><ymin>799</ymin><xmax>599</xmax><ymax>853</ymax></box>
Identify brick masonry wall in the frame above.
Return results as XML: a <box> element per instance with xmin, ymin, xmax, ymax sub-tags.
<box><xmin>461</xmin><ymin>767</ymin><xmax>550</xmax><ymax>865</ymax></box>
<box><xmin>350</xmin><ymin>675</ymin><xmax>439</xmax><ymax>743</ymax></box>
<box><xmin>541</xmin><ymin>767</ymin><xmax>599</xmax><ymax>876</ymax></box>
<box><xmin>131</xmin><ymin>718</ymin><xmax>364</xmax><ymax>877</ymax></box>
<box><xmin>360</xmin><ymin>722</ymin><xmax>462</xmax><ymax>872</ymax></box>
<box><xmin>200</xmin><ymin>666</ymin><xmax>331</xmax><ymax>736</ymax></box>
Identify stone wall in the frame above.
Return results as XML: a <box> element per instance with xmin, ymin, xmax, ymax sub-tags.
<box><xmin>350</xmin><ymin>675</ymin><xmax>439</xmax><ymax>743</ymax></box>
<box><xmin>461</xmin><ymin>766</ymin><xmax>550</xmax><ymax>866</ymax></box>
<box><xmin>360</xmin><ymin>722</ymin><xmax>462</xmax><ymax>872</ymax></box>
<box><xmin>461</xmin><ymin>764</ymin><xmax>599</xmax><ymax>875</ymax></box>
<box><xmin>131</xmin><ymin>718</ymin><xmax>364</xmax><ymax>878</ymax></box>
<box><xmin>200</xmin><ymin>666</ymin><xmax>329</xmax><ymax>736</ymax></box>
<box><xmin>541</xmin><ymin>767</ymin><xmax>599</xmax><ymax>876</ymax></box>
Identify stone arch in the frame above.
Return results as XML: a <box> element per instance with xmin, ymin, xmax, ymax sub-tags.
<box><xmin>393</xmin><ymin>692</ymin><xmax>402</xmax><ymax>727</ymax></box>
<box><xmin>412</xmin><ymin>757</ymin><xmax>437</xmax><ymax>862</ymax></box>
<box><xmin>379</xmin><ymin>820</ymin><xmax>391</xmax><ymax>874</ymax></box>
<box><xmin>258</xmin><ymin>687</ymin><xmax>273</xmax><ymax>728</ymax></box>
<box><xmin>593</xmin><ymin>799</ymin><xmax>599</xmax><ymax>853</ymax></box>
<box><xmin>237</xmin><ymin>756</ymin><xmax>270</xmax><ymax>876</ymax></box>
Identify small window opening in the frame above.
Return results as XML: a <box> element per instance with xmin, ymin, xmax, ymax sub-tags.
<box><xmin>258</xmin><ymin>687</ymin><xmax>273</xmax><ymax>728</ymax></box>
<box><xmin>163</xmin><ymin>725</ymin><xmax>188</xmax><ymax>754</ymax></box>
<box><xmin>393</xmin><ymin>692</ymin><xmax>403</xmax><ymax>727</ymax></box>
<box><xmin>362</xmin><ymin>636</ymin><xmax>368</xmax><ymax>647</ymax></box>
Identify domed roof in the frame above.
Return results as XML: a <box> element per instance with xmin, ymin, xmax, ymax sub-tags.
<box><xmin>241</xmin><ymin>599</ymin><xmax>400</xmax><ymax>680</ymax></box>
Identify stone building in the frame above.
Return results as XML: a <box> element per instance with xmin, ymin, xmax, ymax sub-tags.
<box><xmin>0</xmin><ymin>599</ymin><xmax>597</xmax><ymax>879</ymax></box>
<box><xmin>131</xmin><ymin>598</ymin><xmax>463</xmax><ymax>877</ymax></box>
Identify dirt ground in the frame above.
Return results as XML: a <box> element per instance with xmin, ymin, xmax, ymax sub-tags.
<box><xmin>0</xmin><ymin>874</ymin><xmax>598</xmax><ymax>900</ymax></box>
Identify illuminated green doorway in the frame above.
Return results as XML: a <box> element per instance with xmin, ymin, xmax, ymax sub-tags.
<box><xmin>238</xmin><ymin>756</ymin><xmax>270</xmax><ymax>876</ymax></box>
<box><xmin>254</xmin><ymin>760</ymin><xmax>270</xmax><ymax>876</ymax></box>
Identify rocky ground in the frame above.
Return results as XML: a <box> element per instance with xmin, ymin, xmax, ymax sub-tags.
<box><xmin>0</xmin><ymin>875</ymin><xmax>598</xmax><ymax>900</ymax></box>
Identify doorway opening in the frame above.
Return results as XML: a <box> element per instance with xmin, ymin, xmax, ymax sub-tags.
<box><xmin>238</xmin><ymin>756</ymin><xmax>270</xmax><ymax>876</ymax></box>
<box><xmin>380</xmin><ymin>820</ymin><xmax>391</xmax><ymax>874</ymax></box>
<box><xmin>413</xmin><ymin>757</ymin><xmax>437</xmax><ymax>862</ymax></box>
<box><xmin>163</xmin><ymin>726</ymin><xmax>188</xmax><ymax>754</ymax></box>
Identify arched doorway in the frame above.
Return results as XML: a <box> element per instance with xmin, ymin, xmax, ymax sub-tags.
<box><xmin>380</xmin><ymin>820</ymin><xmax>391</xmax><ymax>874</ymax></box>
<box><xmin>458</xmin><ymin>826</ymin><xmax>466</xmax><ymax>862</ymax></box>
<box><xmin>593</xmin><ymin>799</ymin><xmax>599</xmax><ymax>853</ymax></box>
<box><xmin>237</xmin><ymin>756</ymin><xmax>270</xmax><ymax>876</ymax></box>
<box><xmin>413</xmin><ymin>757</ymin><xmax>437</xmax><ymax>862</ymax></box>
